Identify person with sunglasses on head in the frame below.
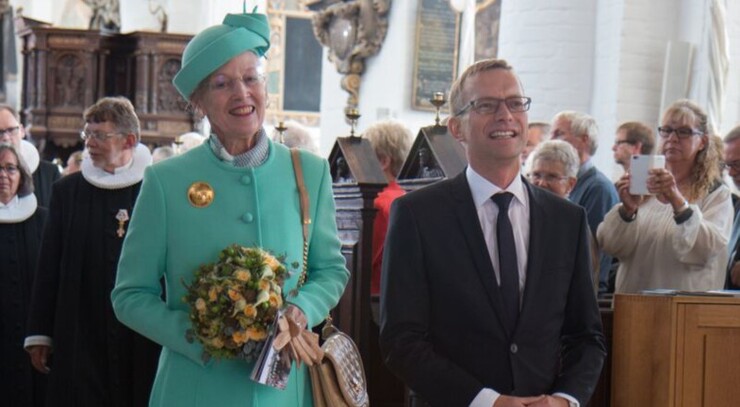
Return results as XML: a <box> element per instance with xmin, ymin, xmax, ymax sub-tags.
<box><xmin>0</xmin><ymin>105</ymin><xmax>61</xmax><ymax>208</ymax></box>
<box><xmin>597</xmin><ymin>99</ymin><xmax>732</xmax><ymax>294</ymax></box>
<box><xmin>380</xmin><ymin>58</ymin><xmax>605</xmax><ymax>407</ymax></box>
<box><xmin>0</xmin><ymin>143</ymin><xmax>48</xmax><ymax>407</ymax></box>
<box><xmin>24</xmin><ymin>96</ymin><xmax>159</xmax><ymax>407</ymax></box>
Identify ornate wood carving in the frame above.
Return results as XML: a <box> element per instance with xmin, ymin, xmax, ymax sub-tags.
<box><xmin>16</xmin><ymin>17</ymin><xmax>194</xmax><ymax>157</ymax></box>
<box><xmin>308</xmin><ymin>0</ymin><xmax>392</xmax><ymax>115</ymax></box>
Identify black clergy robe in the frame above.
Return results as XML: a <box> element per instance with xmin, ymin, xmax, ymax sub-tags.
<box><xmin>1</xmin><ymin>207</ymin><xmax>47</xmax><ymax>407</ymax></box>
<box><xmin>26</xmin><ymin>172</ymin><xmax>160</xmax><ymax>407</ymax></box>
<box><xmin>32</xmin><ymin>160</ymin><xmax>61</xmax><ymax>209</ymax></box>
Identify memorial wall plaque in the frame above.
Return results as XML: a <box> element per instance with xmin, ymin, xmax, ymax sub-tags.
<box><xmin>412</xmin><ymin>0</ymin><xmax>461</xmax><ymax>111</ymax></box>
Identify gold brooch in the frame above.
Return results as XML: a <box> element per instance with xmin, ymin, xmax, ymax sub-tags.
<box><xmin>187</xmin><ymin>182</ymin><xmax>214</xmax><ymax>208</ymax></box>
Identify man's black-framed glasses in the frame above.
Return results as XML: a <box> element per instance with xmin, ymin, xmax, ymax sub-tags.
<box><xmin>657</xmin><ymin>126</ymin><xmax>703</xmax><ymax>139</ymax></box>
<box><xmin>454</xmin><ymin>97</ymin><xmax>532</xmax><ymax>117</ymax></box>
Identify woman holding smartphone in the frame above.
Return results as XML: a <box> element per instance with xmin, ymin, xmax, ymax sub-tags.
<box><xmin>597</xmin><ymin>99</ymin><xmax>732</xmax><ymax>294</ymax></box>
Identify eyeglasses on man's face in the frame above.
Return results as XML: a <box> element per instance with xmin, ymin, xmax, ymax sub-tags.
<box><xmin>455</xmin><ymin>96</ymin><xmax>532</xmax><ymax>117</ymax></box>
<box><xmin>0</xmin><ymin>126</ymin><xmax>20</xmax><ymax>138</ymax></box>
<box><xmin>0</xmin><ymin>164</ymin><xmax>19</xmax><ymax>175</ymax></box>
<box><xmin>80</xmin><ymin>130</ymin><xmax>123</xmax><ymax>142</ymax></box>
<box><xmin>657</xmin><ymin>126</ymin><xmax>703</xmax><ymax>139</ymax></box>
<box><xmin>528</xmin><ymin>172</ymin><xmax>569</xmax><ymax>183</ymax></box>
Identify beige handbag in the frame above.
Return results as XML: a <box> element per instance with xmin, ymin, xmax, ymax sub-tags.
<box><xmin>291</xmin><ymin>149</ymin><xmax>370</xmax><ymax>407</ymax></box>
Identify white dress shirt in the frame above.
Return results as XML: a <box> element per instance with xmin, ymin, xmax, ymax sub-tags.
<box><xmin>465</xmin><ymin>167</ymin><xmax>579</xmax><ymax>407</ymax></box>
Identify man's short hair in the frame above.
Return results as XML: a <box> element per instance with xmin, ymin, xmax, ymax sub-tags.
<box><xmin>724</xmin><ymin>125</ymin><xmax>740</xmax><ymax>144</ymax></box>
<box><xmin>617</xmin><ymin>121</ymin><xmax>655</xmax><ymax>154</ymax></box>
<box><xmin>552</xmin><ymin>111</ymin><xmax>599</xmax><ymax>155</ymax></box>
<box><xmin>530</xmin><ymin>139</ymin><xmax>580</xmax><ymax>179</ymax></box>
<box><xmin>449</xmin><ymin>59</ymin><xmax>515</xmax><ymax>116</ymax></box>
<box><xmin>363</xmin><ymin>120</ymin><xmax>412</xmax><ymax>176</ymax></box>
<box><xmin>84</xmin><ymin>97</ymin><xmax>141</xmax><ymax>143</ymax></box>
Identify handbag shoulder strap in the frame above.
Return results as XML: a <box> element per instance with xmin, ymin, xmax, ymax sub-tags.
<box><xmin>290</xmin><ymin>148</ymin><xmax>311</xmax><ymax>290</ymax></box>
<box><xmin>290</xmin><ymin>149</ymin><xmax>334</xmax><ymax>336</ymax></box>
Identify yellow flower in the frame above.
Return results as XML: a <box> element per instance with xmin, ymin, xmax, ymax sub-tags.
<box><xmin>211</xmin><ymin>337</ymin><xmax>224</xmax><ymax>349</ymax></box>
<box><xmin>268</xmin><ymin>292</ymin><xmax>282</xmax><ymax>308</ymax></box>
<box><xmin>234</xmin><ymin>268</ymin><xmax>251</xmax><ymax>282</ymax></box>
<box><xmin>232</xmin><ymin>330</ymin><xmax>248</xmax><ymax>345</ymax></box>
<box><xmin>246</xmin><ymin>327</ymin><xmax>268</xmax><ymax>341</ymax></box>
<box><xmin>227</xmin><ymin>288</ymin><xmax>243</xmax><ymax>302</ymax></box>
<box><xmin>265</xmin><ymin>254</ymin><xmax>281</xmax><ymax>272</ymax></box>
<box><xmin>208</xmin><ymin>287</ymin><xmax>219</xmax><ymax>302</ymax></box>
<box><xmin>259</xmin><ymin>279</ymin><xmax>271</xmax><ymax>292</ymax></box>
<box><xmin>195</xmin><ymin>298</ymin><xmax>207</xmax><ymax>313</ymax></box>
<box><xmin>244</xmin><ymin>304</ymin><xmax>258</xmax><ymax>318</ymax></box>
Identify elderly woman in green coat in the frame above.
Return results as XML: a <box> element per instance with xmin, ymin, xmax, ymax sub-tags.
<box><xmin>111</xmin><ymin>9</ymin><xmax>349</xmax><ymax>407</ymax></box>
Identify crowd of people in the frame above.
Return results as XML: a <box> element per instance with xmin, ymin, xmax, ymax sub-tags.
<box><xmin>2</xmin><ymin>8</ymin><xmax>740</xmax><ymax>407</ymax></box>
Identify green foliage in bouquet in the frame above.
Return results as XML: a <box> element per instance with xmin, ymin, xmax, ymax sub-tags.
<box><xmin>183</xmin><ymin>244</ymin><xmax>293</xmax><ymax>362</ymax></box>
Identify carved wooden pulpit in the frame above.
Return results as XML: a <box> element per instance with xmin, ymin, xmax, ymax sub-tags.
<box><xmin>111</xmin><ymin>31</ymin><xmax>193</xmax><ymax>146</ymax></box>
<box><xmin>16</xmin><ymin>17</ymin><xmax>194</xmax><ymax>159</ymax></box>
<box><xmin>16</xmin><ymin>17</ymin><xmax>113</xmax><ymax>156</ymax></box>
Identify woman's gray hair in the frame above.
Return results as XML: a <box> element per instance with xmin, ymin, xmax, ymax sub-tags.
<box><xmin>0</xmin><ymin>143</ymin><xmax>34</xmax><ymax>197</ymax></box>
<box><xmin>530</xmin><ymin>139</ymin><xmax>580</xmax><ymax>178</ymax></box>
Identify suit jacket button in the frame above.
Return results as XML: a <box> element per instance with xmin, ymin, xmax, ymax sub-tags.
<box><xmin>510</xmin><ymin>343</ymin><xmax>518</xmax><ymax>354</ymax></box>
<box><xmin>242</xmin><ymin>213</ymin><xmax>254</xmax><ymax>223</ymax></box>
<box><xmin>241</xmin><ymin>175</ymin><xmax>252</xmax><ymax>185</ymax></box>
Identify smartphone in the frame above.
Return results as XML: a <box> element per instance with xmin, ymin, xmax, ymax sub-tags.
<box><xmin>630</xmin><ymin>155</ymin><xmax>666</xmax><ymax>195</ymax></box>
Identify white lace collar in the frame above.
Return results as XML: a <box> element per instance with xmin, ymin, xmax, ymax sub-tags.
<box><xmin>0</xmin><ymin>194</ymin><xmax>37</xmax><ymax>223</ymax></box>
<box><xmin>81</xmin><ymin>144</ymin><xmax>152</xmax><ymax>189</ymax></box>
<box><xmin>19</xmin><ymin>139</ymin><xmax>40</xmax><ymax>173</ymax></box>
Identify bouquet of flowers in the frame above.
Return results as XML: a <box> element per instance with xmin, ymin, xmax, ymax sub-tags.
<box><xmin>183</xmin><ymin>244</ymin><xmax>294</xmax><ymax>363</ymax></box>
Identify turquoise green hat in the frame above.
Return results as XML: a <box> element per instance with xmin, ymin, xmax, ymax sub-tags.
<box><xmin>173</xmin><ymin>9</ymin><xmax>270</xmax><ymax>101</ymax></box>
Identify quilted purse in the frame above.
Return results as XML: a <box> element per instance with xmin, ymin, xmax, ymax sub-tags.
<box><xmin>290</xmin><ymin>149</ymin><xmax>370</xmax><ymax>407</ymax></box>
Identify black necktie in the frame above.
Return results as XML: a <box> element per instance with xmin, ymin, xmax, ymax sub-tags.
<box><xmin>491</xmin><ymin>192</ymin><xmax>519</xmax><ymax>333</ymax></box>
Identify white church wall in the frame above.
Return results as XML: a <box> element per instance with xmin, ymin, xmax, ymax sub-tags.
<box><xmin>498</xmin><ymin>0</ymin><xmax>597</xmax><ymax>124</ymax></box>
<box><xmin>721</xmin><ymin>0</ymin><xmax>740</xmax><ymax>136</ymax></box>
<box><xmin>590</xmin><ymin>0</ymin><xmax>624</xmax><ymax>178</ymax></box>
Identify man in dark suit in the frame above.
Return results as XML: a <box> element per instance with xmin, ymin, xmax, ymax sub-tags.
<box><xmin>0</xmin><ymin>104</ymin><xmax>61</xmax><ymax>207</ymax></box>
<box><xmin>380</xmin><ymin>59</ymin><xmax>605</xmax><ymax>407</ymax></box>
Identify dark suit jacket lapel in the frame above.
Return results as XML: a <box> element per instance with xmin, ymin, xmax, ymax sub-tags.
<box><xmin>450</xmin><ymin>171</ymin><xmax>508</xmax><ymax>331</ymax></box>
<box><xmin>520</xmin><ymin>180</ymin><xmax>545</xmax><ymax>318</ymax></box>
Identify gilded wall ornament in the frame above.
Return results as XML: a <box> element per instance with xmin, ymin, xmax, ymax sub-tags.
<box><xmin>309</xmin><ymin>0</ymin><xmax>392</xmax><ymax>116</ymax></box>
